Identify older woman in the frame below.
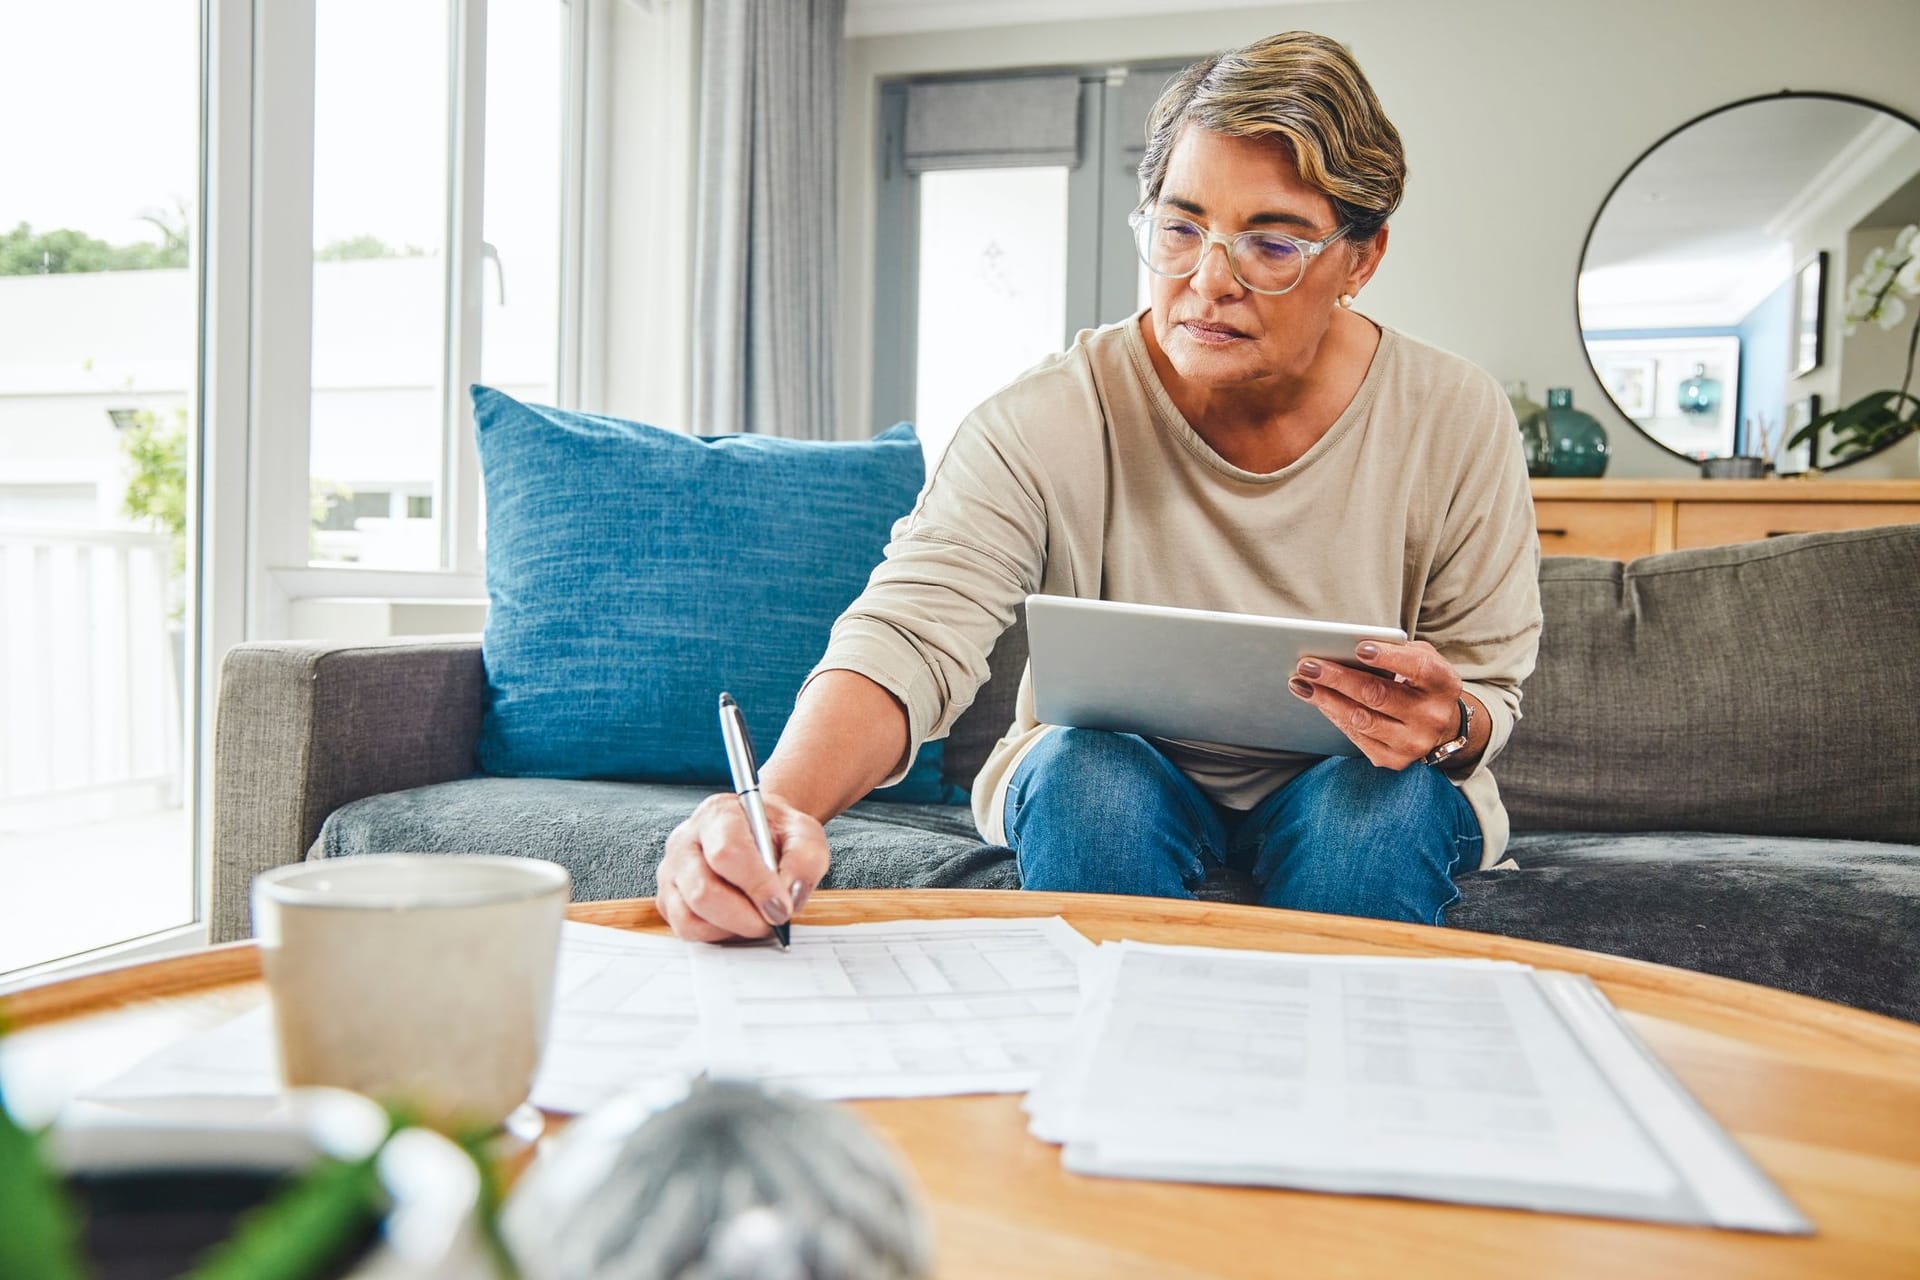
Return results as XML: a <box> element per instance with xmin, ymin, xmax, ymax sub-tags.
<box><xmin>659</xmin><ymin>31</ymin><xmax>1541</xmax><ymax>942</ymax></box>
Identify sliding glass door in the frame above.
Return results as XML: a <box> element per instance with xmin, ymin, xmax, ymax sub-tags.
<box><xmin>873</xmin><ymin>63</ymin><xmax>1181</xmax><ymax>456</ymax></box>
<box><xmin>0</xmin><ymin>1</ymin><xmax>202</xmax><ymax>974</ymax></box>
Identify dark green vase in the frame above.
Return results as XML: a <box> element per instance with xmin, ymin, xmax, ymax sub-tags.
<box><xmin>1543</xmin><ymin>386</ymin><xmax>1609</xmax><ymax>478</ymax></box>
<box><xmin>1507</xmin><ymin>380</ymin><xmax>1553</xmax><ymax>476</ymax></box>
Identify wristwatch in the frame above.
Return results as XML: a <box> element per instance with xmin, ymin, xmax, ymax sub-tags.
<box><xmin>1422</xmin><ymin>697</ymin><xmax>1474</xmax><ymax>768</ymax></box>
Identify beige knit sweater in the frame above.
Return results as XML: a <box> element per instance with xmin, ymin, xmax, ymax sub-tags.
<box><xmin>813</xmin><ymin>311</ymin><xmax>1542</xmax><ymax>867</ymax></box>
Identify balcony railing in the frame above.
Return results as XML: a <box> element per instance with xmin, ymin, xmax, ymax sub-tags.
<box><xmin>0</xmin><ymin>527</ymin><xmax>182</xmax><ymax>825</ymax></box>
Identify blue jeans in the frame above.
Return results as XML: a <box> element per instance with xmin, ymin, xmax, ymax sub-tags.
<box><xmin>1003</xmin><ymin>728</ymin><xmax>1483</xmax><ymax>926</ymax></box>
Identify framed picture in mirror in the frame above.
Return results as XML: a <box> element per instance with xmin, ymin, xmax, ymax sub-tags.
<box><xmin>1587</xmin><ymin>336</ymin><xmax>1740</xmax><ymax>459</ymax></box>
<box><xmin>1596</xmin><ymin>357</ymin><xmax>1657</xmax><ymax>418</ymax></box>
<box><xmin>1793</xmin><ymin>251</ymin><xmax>1827</xmax><ymax>378</ymax></box>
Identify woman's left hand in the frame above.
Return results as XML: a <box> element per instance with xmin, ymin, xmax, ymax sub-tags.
<box><xmin>1288</xmin><ymin>639</ymin><xmax>1475</xmax><ymax>770</ymax></box>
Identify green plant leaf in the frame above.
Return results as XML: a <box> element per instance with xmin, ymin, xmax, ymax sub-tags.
<box><xmin>1788</xmin><ymin>388</ymin><xmax>1920</xmax><ymax>456</ymax></box>
<box><xmin>185</xmin><ymin>1154</ymin><xmax>388</xmax><ymax>1280</ymax></box>
<box><xmin>0</xmin><ymin>1067</ymin><xmax>91</xmax><ymax>1280</ymax></box>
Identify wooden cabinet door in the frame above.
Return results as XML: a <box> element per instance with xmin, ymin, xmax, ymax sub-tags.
<box><xmin>1674</xmin><ymin>502</ymin><xmax>1920</xmax><ymax>549</ymax></box>
<box><xmin>1533</xmin><ymin>500</ymin><xmax>1657</xmax><ymax>560</ymax></box>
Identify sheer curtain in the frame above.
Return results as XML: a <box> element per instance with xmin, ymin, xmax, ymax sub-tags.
<box><xmin>691</xmin><ymin>0</ymin><xmax>845</xmax><ymax>439</ymax></box>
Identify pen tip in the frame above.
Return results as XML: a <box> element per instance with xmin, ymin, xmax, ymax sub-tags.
<box><xmin>718</xmin><ymin>691</ymin><xmax>735</xmax><ymax>708</ymax></box>
<box><xmin>774</xmin><ymin>922</ymin><xmax>791</xmax><ymax>950</ymax></box>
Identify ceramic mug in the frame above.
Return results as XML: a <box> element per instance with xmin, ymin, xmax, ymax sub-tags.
<box><xmin>252</xmin><ymin>854</ymin><xmax>571</xmax><ymax>1130</ymax></box>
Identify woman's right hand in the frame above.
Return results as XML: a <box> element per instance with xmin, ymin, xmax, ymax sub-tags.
<box><xmin>657</xmin><ymin>791</ymin><xmax>831</xmax><ymax>942</ymax></box>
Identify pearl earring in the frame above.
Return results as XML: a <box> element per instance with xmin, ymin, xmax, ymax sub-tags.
<box><xmin>1338</xmin><ymin>293</ymin><xmax>1355</xmax><ymax>309</ymax></box>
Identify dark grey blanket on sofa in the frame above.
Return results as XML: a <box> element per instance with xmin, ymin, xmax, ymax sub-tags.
<box><xmin>310</xmin><ymin>526</ymin><xmax>1920</xmax><ymax>1023</ymax></box>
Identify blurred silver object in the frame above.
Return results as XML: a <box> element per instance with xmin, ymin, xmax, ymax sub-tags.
<box><xmin>506</xmin><ymin>1081</ymin><xmax>932</xmax><ymax>1280</ymax></box>
<box><xmin>1699</xmin><ymin>456</ymin><xmax>1768</xmax><ymax>479</ymax></box>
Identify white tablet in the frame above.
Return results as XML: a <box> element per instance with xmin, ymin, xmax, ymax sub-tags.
<box><xmin>1024</xmin><ymin>595</ymin><xmax>1408</xmax><ymax>759</ymax></box>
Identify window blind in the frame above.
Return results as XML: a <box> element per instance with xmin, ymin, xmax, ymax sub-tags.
<box><xmin>1117</xmin><ymin>68</ymin><xmax>1181</xmax><ymax>168</ymax></box>
<box><xmin>903</xmin><ymin>76</ymin><xmax>1082</xmax><ymax>173</ymax></box>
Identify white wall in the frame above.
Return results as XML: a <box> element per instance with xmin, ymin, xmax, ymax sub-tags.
<box><xmin>835</xmin><ymin>0</ymin><xmax>1920</xmax><ymax>477</ymax></box>
<box><xmin>1785</xmin><ymin>134</ymin><xmax>1920</xmax><ymax>469</ymax></box>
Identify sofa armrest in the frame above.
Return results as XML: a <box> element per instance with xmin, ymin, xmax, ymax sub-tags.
<box><xmin>210</xmin><ymin>639</ymin><xmax>486</xmax><ymax>942</ymax></box>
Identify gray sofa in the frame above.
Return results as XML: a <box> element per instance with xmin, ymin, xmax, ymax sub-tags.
<box><xmin>212</xmin><ymin>525</ymin><xmax>1920</xmax><ymax>1022</ymax></box>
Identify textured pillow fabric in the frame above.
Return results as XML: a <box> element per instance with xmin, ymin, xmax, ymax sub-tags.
<box><xmin>472</xmin><ymin>387</ymin><xmax>961</xmax><ymax>803</ymax></box>
<box><xmin>1499</xmin><ymin>525</ymin><xmax>1920</xmax><ymax>842</ymax></box>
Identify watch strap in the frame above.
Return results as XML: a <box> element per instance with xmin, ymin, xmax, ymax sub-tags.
<box><xmin>1423</xmin><ymin>696</ymin><xmax>1473</xmax><ymax>767</ymax></box>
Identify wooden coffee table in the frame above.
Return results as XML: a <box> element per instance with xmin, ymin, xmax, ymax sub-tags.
<box><xmin>5</xmin><ymin>890</ymin><xmax>1919</xmax><ymax>1278</ymax></box>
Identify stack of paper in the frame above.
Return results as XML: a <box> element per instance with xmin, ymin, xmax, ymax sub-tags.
<box><xmin>75</xmin><ymin>917</ymin><xmax>1810</xmax><ymax>1232</ymax></box>
<box><xmin>530</xmin><ymin>924</ymin><xmax>702</xmax><ymax>1114</ymax></box>
<box><xmin>80</xmin><ymin>918</ymin><xmax>1093</xmax><ymax>1115</ymax></box>
<box><xmin>1026</xmin><ymin>941</ymin><xmax>1809</xmax><ymax>1233</ymax></box>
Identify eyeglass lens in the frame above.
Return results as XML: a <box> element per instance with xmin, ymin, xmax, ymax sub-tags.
<box><xmin>1135</xmin><ymin>215</ymin><xmax>1308</xmax><ymax>293</ymax></box>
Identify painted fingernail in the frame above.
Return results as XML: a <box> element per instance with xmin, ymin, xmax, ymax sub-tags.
<box><xmin>790</xmin><ymin>880</ymin><xmax>811</xmax><ymax>915</ymax></box>
<box><xmin>762</xmin><ymin>895</ymin><xmax>791</xmax><ymax>926</ymax></box>
<box><xmin>1357</xmin><ymin>642</ymin><xmax>1379</xmax><ymax>660</ymax></box>
<box><xmin>1288</xmin><ymin>677</ymin><xmax>1314</xmax><ymax>699</ymax></box>
<box><xmin>1297</xmin><ymin>659</ymin><xmax>1322</xmax><ymax>679</ymax></box>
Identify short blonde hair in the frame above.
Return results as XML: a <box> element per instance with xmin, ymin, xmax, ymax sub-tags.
<box><xmin>1138</xmin><ymin>31</ymin><xmax>1406</xmax><ymax>242</ymax></box>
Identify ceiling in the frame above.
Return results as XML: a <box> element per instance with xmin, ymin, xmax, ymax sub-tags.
<box><xmin>1583</xmin><ymin>98</ymin><xmax>1891</xmax><ymax>273</ymax></box>
<box><xmin>1579</xmin><ymin>97</ymin><xmax>1918</xmax><ymax>328</ymax></box>
<box><xmin>846</xmin><ymin>0</ymin><xmax>1352</xmax><ymax>38</ymax></box>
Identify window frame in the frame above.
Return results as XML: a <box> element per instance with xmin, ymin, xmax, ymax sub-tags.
<box><xmin>252</xmin><ymin>0</ymin><xmax>603</xmax><ymax>621</ymax></box>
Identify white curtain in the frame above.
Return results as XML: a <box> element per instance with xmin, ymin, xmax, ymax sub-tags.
<box><xmin>691</xmin><ymin>0</ymin><xmax>845</xmax><ymax>439</ymax></box>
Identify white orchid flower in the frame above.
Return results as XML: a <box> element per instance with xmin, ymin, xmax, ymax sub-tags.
<box><xmin>1864</xmin><ymin>245</ymin><xmax>1889</xmax><ymax>273</ymax></box>
<box><xmin>1875</xmin><ymin>294</ymin><xmax>1908</xmax><ymax>330</ymax></box>
<box><xmin>1895</xmin><ymin>253</ymin><xmax>1920</xmax><ymax>298</ymax></box>
<box><xmin>1896</xmin><ymin>224</ymin><xmax>1919</xmax><ymax>254</ymax></box>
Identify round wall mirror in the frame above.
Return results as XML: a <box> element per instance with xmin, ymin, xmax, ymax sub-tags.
<box><xmin>1578</xmin><ymin>92</ymin><xmax>1920</xmax><ymax>469</ymax></box>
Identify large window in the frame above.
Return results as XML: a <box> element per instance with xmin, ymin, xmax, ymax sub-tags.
<box><xmin>0</xmin><ymin>0</ymin><xmax>200</xmax><ymax>974</ymax></box>
<box><xmin>308</xmin><ymin>0</ymin><xmax>453</xmax><ymax>570</ymax></box>
<box><xmin>0</xmin><ymin>0</ymin><xmax>593</xmax><ymax>983</ymax></box>
<box><xmin>307</xmin><ymin>0</ymin><xmax>570</xmax><ymax>572</ymax></box>
<box><xmin>482</xmin><ymin>0</ymin><xmax>566</xmax><ymax>410</ymax></box>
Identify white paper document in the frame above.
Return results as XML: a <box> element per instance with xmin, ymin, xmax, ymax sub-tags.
<box><xmin>80</xmin><ymin>922</ymin><xmax>702</xmax><ymax>1116</ymax></box>
<box><xmin>691</xmin><ymin>916</ymin><xmax>1093</xmax><ymax>1099</ymax></box>
<box><xmin>82</xmin><ymin>1003</ymin><xmax>281</xmax><ymax>1105</ymax></box>
<box><xmin>1027</xmin><ymin>942</ymin><xmax>1808</xmax><ymax>1233</ymax></box>
<box><xmin>531</xmin><ymin>922</ymin><xmax>700</xmax><ymax>1113</ymax></box>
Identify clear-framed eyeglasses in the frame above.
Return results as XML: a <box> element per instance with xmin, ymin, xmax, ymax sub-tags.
<box><xmin>1129</xmin><ymin>205</ymin><xmax>1350</xmax><ymax>296</ymax></box>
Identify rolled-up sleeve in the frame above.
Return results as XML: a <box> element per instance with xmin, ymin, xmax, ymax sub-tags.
<box><xmin>805</xmin><ymin>388</ymin><xmax>1064</xmax><ymax>785</ymax></box>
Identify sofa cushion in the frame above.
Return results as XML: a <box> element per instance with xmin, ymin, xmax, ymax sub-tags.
<box><xmin>316</xmin><ymin>777</ymin><xmax>1016</xmax><ymax>901</ymax></box>
<box><xmin>1499</xmin><ymin>526</ymin><xmax>1920</xmax><ymax>843</ymax></box>
<box><xmin>472</xmin><ymin>387</ymin><xmax>960</xmax><ymax>804</ymax></box>
<box><xmin>1451</xmin><ymin>831</ymin><xmax>1920</xmax><ymax>1023</ymax></box>
<box><xmin>318</xmin><ymin>778</ymin><xmax>1919</xmax><ymax>1021</ymax></box>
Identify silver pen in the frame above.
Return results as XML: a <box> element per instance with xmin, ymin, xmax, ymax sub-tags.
<box><xmin>717</xmin><ymin>692</ymin><xmax>790</xmax><ymax>949</ymax></box>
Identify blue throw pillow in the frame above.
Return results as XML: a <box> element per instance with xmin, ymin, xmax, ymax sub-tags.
<box><xmin>472</xmin><ymin>387</ymin><xmax>963</xmax><ymax>804</ymax></box>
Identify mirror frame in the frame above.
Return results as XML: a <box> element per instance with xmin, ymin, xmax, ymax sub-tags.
<box><xmin>1575</xmin><ymin>89</ymin><xmax>1920</xmax><ymax>469</ymax></box>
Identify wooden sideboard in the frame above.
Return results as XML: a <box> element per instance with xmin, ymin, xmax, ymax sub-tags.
<box><xmin>1529</xmin><ymin>478</ymin><xmax>1920</xmax><ymax>560</ymax></box>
